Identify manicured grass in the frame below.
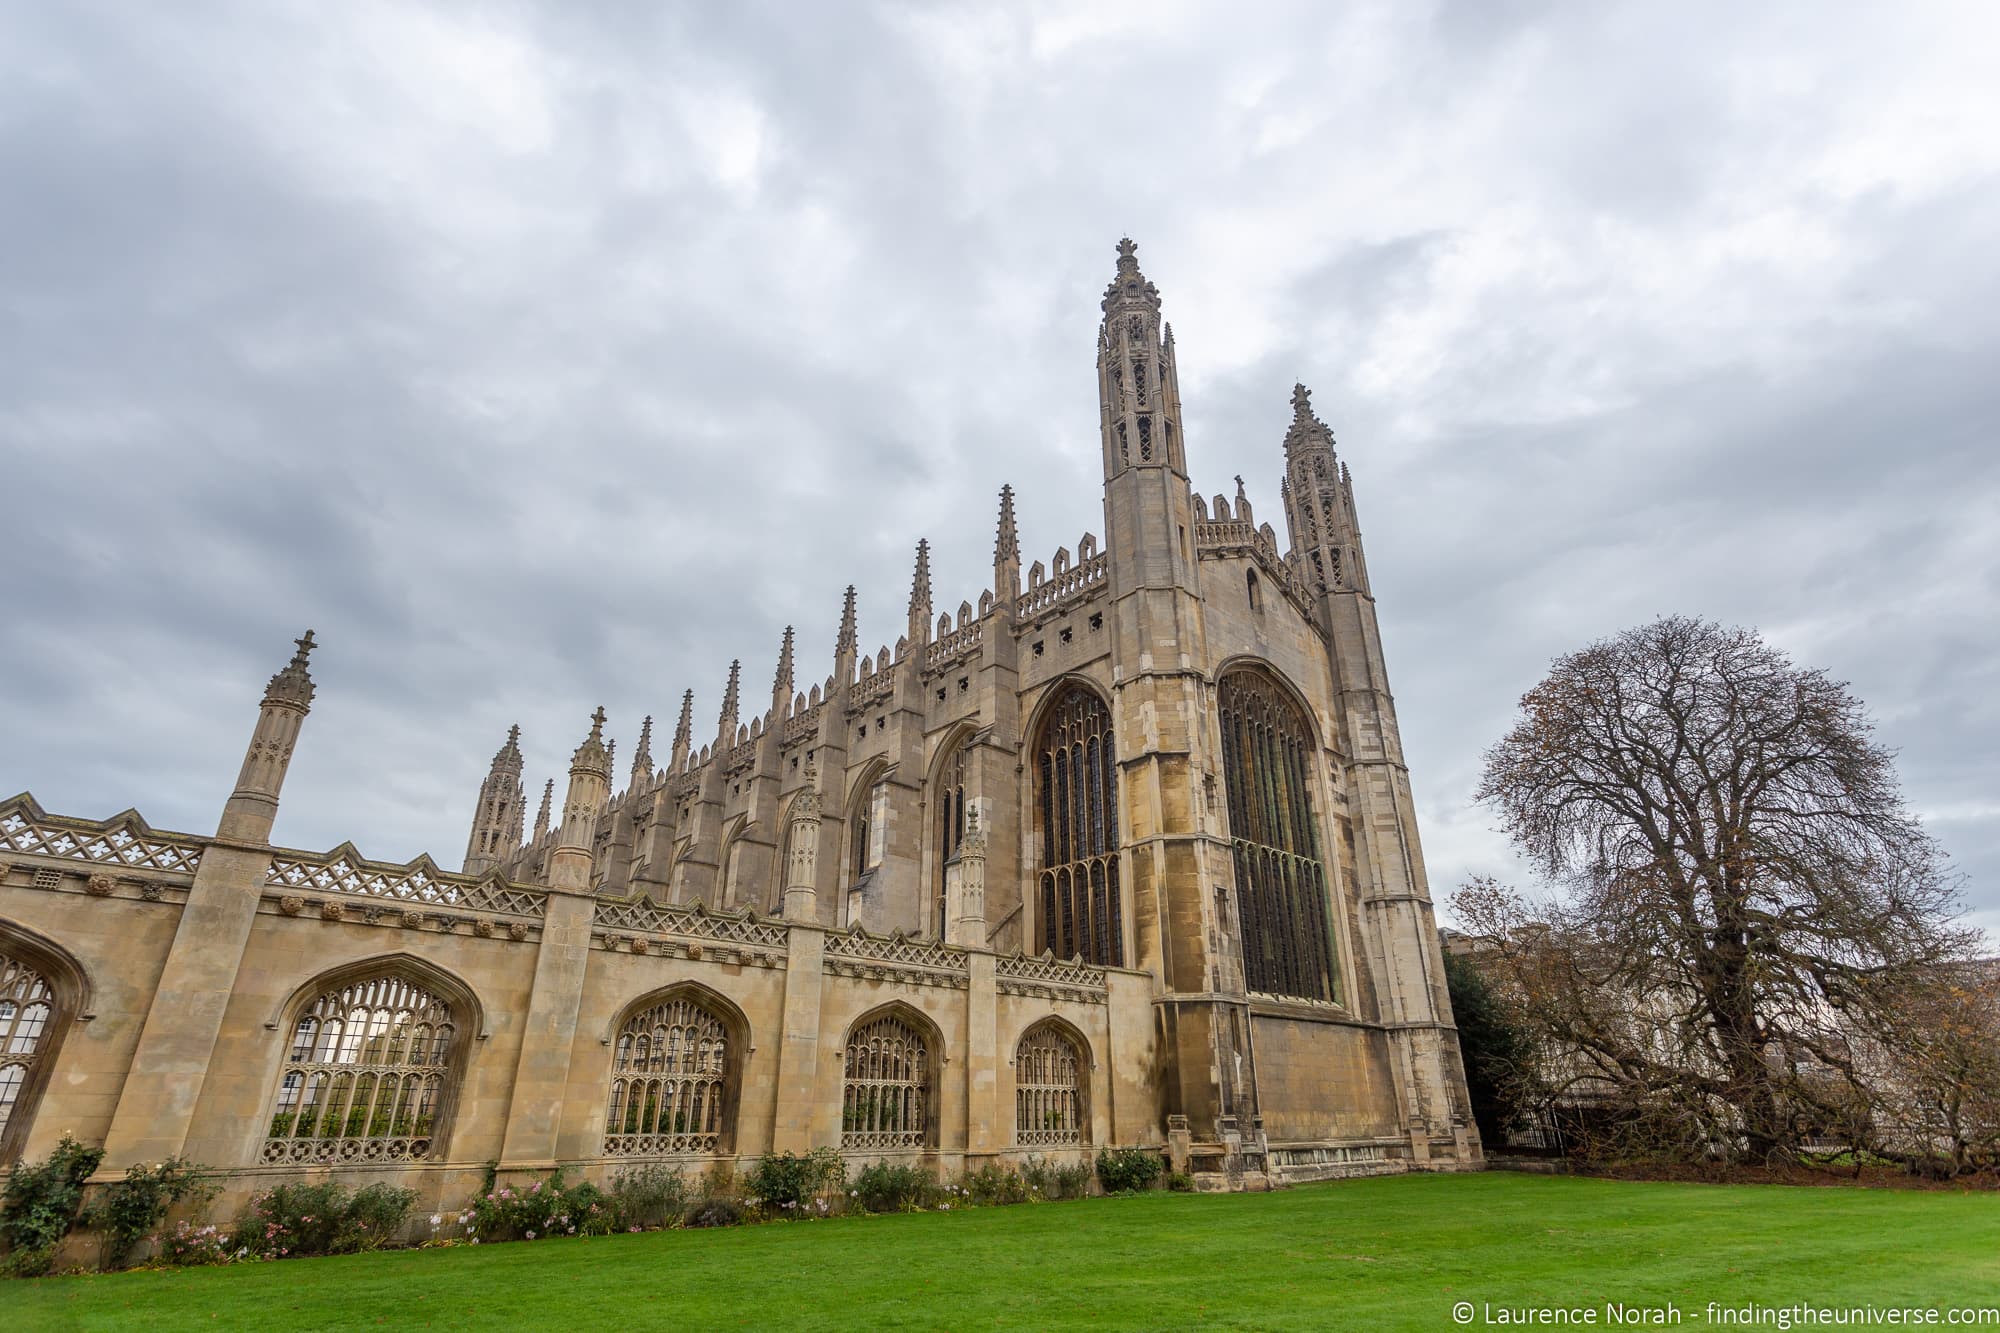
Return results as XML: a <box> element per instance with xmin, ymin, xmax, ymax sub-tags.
<box><xmin>14</xmin><ymin>1172</ymin><xmax>1999</xmax><ymax>1331</ymax></box>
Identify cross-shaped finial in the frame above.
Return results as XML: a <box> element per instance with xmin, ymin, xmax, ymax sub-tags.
<box><xmin>1291</xmin><ymin>383</ymin><xmax>1312</xmax><ymax>418</ymax></box>
<box><xmin>293</xmin><ymin>629</ymin><xmax>316</xmax><ymax>662</ymax></box>
<box><xmin>589</xmin><ymin>705</ymin><xmax>607</xmax><ymax>737</ymax></box>
<box><xmin>507</xmin><ymin>723</ymin><xmax>521</xmax><ymax>744</ymax></box>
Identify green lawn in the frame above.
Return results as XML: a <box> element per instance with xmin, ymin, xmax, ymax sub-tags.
<box><xmin>14</xmin><ymin>1172</ymin><xmax>1999</xmax><ymax>1331</ymax></box>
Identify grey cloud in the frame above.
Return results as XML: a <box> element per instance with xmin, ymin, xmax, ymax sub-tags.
<box><xmin>2</xmin><ymin>0</ymin><xmax>1995</xmax><ymax>943</ymax></box>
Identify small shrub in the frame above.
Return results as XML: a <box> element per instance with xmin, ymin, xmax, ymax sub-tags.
<box><xmin>962</xmin><ymin>1164</ymin><xmax>1031</xmax><ymax>1205</ymax></box>
<box><xmin>237</xmin><ymin>1180</ymin><xmax>418</xmax><ymax>1259</ymax></box>
<box><xmin>747</xmin><ymin>1148</ymin><xmax>845</xmax><ymax>1218</ymax></box>
<box><xmin>89</xmin><ymin>1155</ymin><xmax>217</xmax><ymax>1269</ymax></box>
<box><xmin>852</xmin><ymin>1160</ymin><xmax>935</xmax><ymax>1213</ymax></box>
<box><xmin>683</xmin><ymin>1197</ymin><xmax>743</xmax><ymax>1228</ymax></box>
<box><xmin>1</xmin><ymin>1134</ymin><xmax>105</xmax><ymax>1276</ymax></box>
<box><xmin>1095</xmin><ymin>1146</ymin><xmax>1164</xmax><ymax>1194</ymax></box>
<box><xmin>1020</xmin><ymin>1154</ymin><xmax>1093</xmax><ymax>1201</ymax></box>
<box><xmin>606</xmin><ymin>1163</ymin><xmax>691</xmax><ymax>1232</ymax></box>
<box><xmin>1166</xmin><ymin>1169</ymin><xmax>1195</xmax><ymax>1193</ymax></box>
<box><xmin>468</xmin><ymin>1169</ymin><xmax>593</xmax><ymax>1241</ymax></box>
<box><xmin>158</xmin><ymin>1220</ymin><xmax>238</xmax><ymax>1267</ymax></box>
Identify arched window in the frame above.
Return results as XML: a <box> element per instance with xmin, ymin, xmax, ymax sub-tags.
<box><xmin>0</xmin><ymin>953</ymin><xmax>57</xmax><ymax>1160</ymax></box>
<box><xmin>849</xmin><ymin>774</ymin><xmax>887</xmax><ymax>882</ymax></box>
<box><xmin>263</xmin><ymin>971</ymin><xmax>459</xmax><ymax>1164</ymax></box>
<box><xmin>1015</xmin><ymin>1023</ymin><xmax>1086</xmax><ymax>1147</ymax></box>
<box><xmin>842</xmin><ymin>1012</ymin><xmax>932</xmax><ymax>1150</ymax></box>
<box><xmin>604</xmin><ymin>994</ymin><xmax>732</xmax><ymax>1157</ymax></box>
<box><xmin>933</xmin><ymin>738</ymin><xmax>969</xmax><ymax>939</ymax></box>
<box><xmin>1217</xmin><ymin>670</ymin><xmax>1338</xmax><ymax>1002</ymax></box>
<box><xmin>1034</xmin><ymin>684</ymin><xmax>1122</xmax><ymax>965</ymax></box>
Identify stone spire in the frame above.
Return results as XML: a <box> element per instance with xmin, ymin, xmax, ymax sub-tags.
<box><xmin>629</xmin><ymin>715</ymin><xmax>653</xmax><ymax>787</ymax></box>
<box><xmin>1097</xmin><ymin>237</ymin><xmax>1186</xmax><ymax>479</ymax></box>
<box><xmin>220</xmin><ymin>630</ymin><xmax>317</xmax><ymax>843</ymax></box>
<box><xmin>771</xmin><ymin>625</ymin><xmax>795</xmax><ymax>708</ymax></box>
<box><xmin>717</xmin><ymin>660</ymin><xmax>742</xmax><ymax>740</ymax></box>
<box><xmin>262</xmin><ymin>630</ymin><xmax>318</xmax><ymax>710</ymax></box>
<box><xmin>835</xmin><ymin>584</ymin><xmax>858</xmax><ymax>683</ymax></box>
<box><xmin>533</xmin><ymin>777</ymin><xmax>553</xmax><ymax>840</ymax></box>
<box><xmin>571</xmin><ymin>706</ymin><xmax>611</xmax><ymax>779</ymax></box>
<box><xmin>1278</xmin><ymin>381</ymin><xmax>1366</xmax><ymax>595</ymax></box>
<box><xmin>993</xmin><ymin>484</ymin><xmax>1020</xmax><ymax>602</ymax></box>
<box><xmin>908</xmin><ymin>539</ymin><xmax>932</xmax><ymax>646</ymax></box>
<box><xmin>551</xmin><ymin>708</ymin><xmax>612</xmax><ymax>894</ymax></box>
<box><xmin>670</xmin><ymin>689</ymin><xmax>694</xmax><ymax>771</ymax></box>
<box><xmin>462</xmin><ymin>723</ymin><xmax>526</xmax><ymax>875</ymax></box>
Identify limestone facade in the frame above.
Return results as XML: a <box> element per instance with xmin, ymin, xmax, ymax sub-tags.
<box><xmin>0</xmin><ymin>241</ymin><xmax>1478</xmax><ymax>1208</ymax></box>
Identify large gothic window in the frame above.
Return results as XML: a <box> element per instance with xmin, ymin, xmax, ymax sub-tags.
<box><xmin>0</xmin><ymin>953</ymin><xmax>56</xmax><ymax>1159</ymax></box>
<box><xmin>842</xmin><ymin>1012</ymin><xmax>932</xmax><ymax>1150</ymax></box>
<box><xmin>605</xmin><ymin>994</ymin><xmax>731</xmax><ymax>1157</ymax></box>
<box><xmin>1014</xmin><ymin>1022</ymin><xmax>1085</xmax><ymax>1147</ymax></box>
<box><xmin>1034</xmin><ymin>684</ymin><xmax>1123</xmax><ymax>965</ymax></box>
<box><xmin>1218</xmin><ymin>670</ymin><xmax>1339</xmax><ymax>1002</ymax></box>
<box><xmin>933</xmin><ymin>739</ymin><xmax>969</xmax><ymax>939</ymax></box>
<box><xmin>264</xmin><ymin>972</ymin><xmax>458</xmax><ymax>1164</ymax></box>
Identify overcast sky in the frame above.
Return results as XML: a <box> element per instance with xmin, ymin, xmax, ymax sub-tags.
<box><xmin>4</xmin><ymin>1</ymin><xmax>1996</xmax><ymax>942</ymax></box>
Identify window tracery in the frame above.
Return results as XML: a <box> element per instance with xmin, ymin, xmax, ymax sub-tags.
<box><xmin>264</xmin><ymin>973</ymin><xmax>456</xmax><ymax>1163</ymax></box>
<box><xmin>841</xmin><ymin>1013</ymin><xmax>931</xmax><ymax>1150</ymax></box>
<box><xmin>1014</xmin><ymin>1023</ymin><xmax>1085</xmax><ymax>1147</ymax></box>
<box><xmin>0</xmin><ymin>953</ymin><xmax>55</xmax><ymax>1157</ymax></box>
<box><xmin>604</xmin><ymin>995</ymin><xmax>730</xmax><ymax>1157</ymax></box>
<box><xmin>934</xmin><ymin>739</ymin><xmax>969</xmax><ymax>939</ymax></box>
<box><xmin>1034</xmin><ymin>684</ymin><xmax>1123</xmax><ymax>965</ymax></box>
<box><xmin>1217</xmin><ymin>670</ymin><xmax>1339</xmax><ymax>1002</ymax></box>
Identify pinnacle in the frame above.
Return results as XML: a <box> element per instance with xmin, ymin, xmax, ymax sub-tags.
<box><xmin>995</xmin><ymin>485</ymin><xmax>1019</xmax><ymax>563</ymax></box>
<box><xmin>262</xmin><ymin>629</ymin><xmax>319</xmax><ymax>710</ymax></box>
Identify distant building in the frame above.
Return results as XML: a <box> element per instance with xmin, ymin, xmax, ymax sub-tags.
<box><xmin>0</xmin><ymin>241</ymin><xmax>1478</xmax><ymax>1208</ymax></box>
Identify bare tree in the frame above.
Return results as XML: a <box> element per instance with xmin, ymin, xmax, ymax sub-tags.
<box><xmin>1458</xmin><ymin>616</ymin><xmax>1977</xmax><ymax>1164</ymax></box>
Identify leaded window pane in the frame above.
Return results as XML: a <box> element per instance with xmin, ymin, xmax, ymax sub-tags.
<box><xmin>262</xmin><ymin>974</ymin><xmax>454</xmax><ymax>1164</ymax></box>
<box><xmin>0</xmin><ymin>955</ymin><xmax>56</xmax><ymax>1149</ymax></box>
<box><xmin>1218</xmin><ymin>672</ymin><xmax>1339</xmax><ymax>1002</ymax></box>
<box><xmin>1014</xmin><ymin>1024</ymin><xmax>1084</xmax><ymax>1147</ymax></box>
<box><xmin>934</xmin><ymin>741</ymin><xmax>969</xmax><ymax>939</ymax></box>
<box><xmin>1033</xmin><ymin>685</ymin><xmax>1123</xmax><ymax>965</ymax></box>
<box><xmin>842</xmin><ymin>1015</ymin><xmax>931</xmax><ymax>1150</ymax></box>
<box><xmin>603</xmin><ymin>996</ymin><xmax>729</xmax><ymax>1157</ymax></box>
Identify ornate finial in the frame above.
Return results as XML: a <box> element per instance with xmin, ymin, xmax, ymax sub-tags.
<box><xmin>773</xmin><ymin>626</ymin><xmax>796</xmax><ymax>697</ymax></box>
<box><xmin>1116</xmin><ymin>237</ymin><xmax>1138</xmax><ymax>271</ymax></box>
<box><xmin>533</xmin><ymin>778</ymin><xmax>553</xmax><ymax>839</ymax></box>
<box><xmin>836</xmin><ymin>584</ymin><xmax>858</xmax><ymax>657</ymax></box>
<box><xmin>1283</xmin><ymin>381</ymin><xmax>1335</xmax><ymax>459</ymax></box>
<box><xmin>719</xmin><ymin>660</ymin><xmax>741</xmax><ymax>730</ymax></box>
<box><xmin>492</xmin><ymin>724</ymin><xmax>523</xmax><ymax>768</ymax></box>
<box><xmin>995</xmin><ymin>484</ymin><xmax>1019</xmax><ymax>564</ymax></box>
<box><xmin>1234</xmin><ymin>474</ymin><xmax>1247</xmax><ymax>499</ymax></box>
<box><xmin>630</xmin><ymin>714</ymin><xmax>653</xmax><ymax>782</ymax></box>
<box><xmin>673</xmin><ymin>690</ymin><xmax>694</xmax><ymax>749</ymax></box>
<box><xmin>909</xmin><ymin>539</ymin><xmax>932</xmax><ymax>638</ymax></box>
<box><xmin>571</xmin><ymin>706</ymin><xmax>611</xmax><ymax>777</ymax></box>
<box><xmin>263</xmin><ymin>629</ymin><xmax>319</xmax><ymax>710</ymax></box>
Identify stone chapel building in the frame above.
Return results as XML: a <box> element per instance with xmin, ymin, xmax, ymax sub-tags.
<box><xmin>0</xmin><ymin>241</ymin><xmax>1479</xmax><ymax>1207</ymax></box>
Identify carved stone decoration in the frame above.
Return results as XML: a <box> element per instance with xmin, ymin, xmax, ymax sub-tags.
<box><xmin>279</xmin><ymin>896</ymin><xmax>306</xmax><ymax>916</ymax></box>
<box><xmin>85</xmin><ymin>874</ymin><xmax>116</xmax><ymax>897</ymax></box>
<box><xmin>320</xmin><ymin>902</ymin><xmax>345</xmax><ymax>922</ymax></box>
<box><xmin>631</xmin><ymin>937</ymin><xmax>650</xmax><ymax>955</ymax></box>
<box><xmin>507</xmin><ymin>922</ymin><xmax>528</xmax><ymax>941</ymax></box>
<box><xmin>140</xmin><ymin>882</ymin><xmax>163</xmax><ymax>902</ymax></box>
<box><xmin>473</xmin><ymin>919</ymin><xmax>495</xmax><ymax>939</ymax></box>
